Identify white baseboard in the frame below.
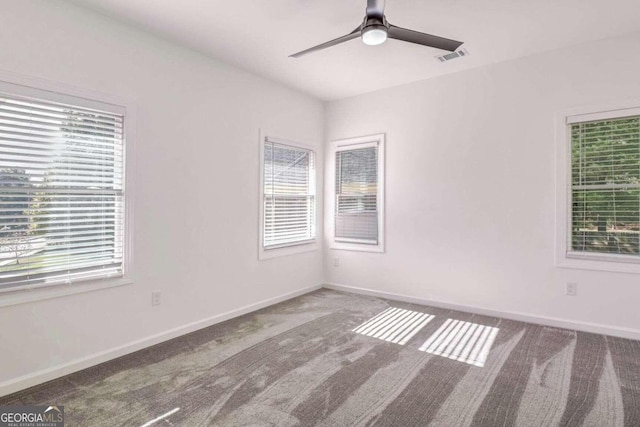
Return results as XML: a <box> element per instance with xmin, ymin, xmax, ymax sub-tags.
<box><xmin>0</xmin><ymin>284</ymin><xmax>322</xmax><ymax>398</ymax></box>
<box><xmin>324</xmin><ymin>283</ymin><xmax>640</xmax><ymax>341</ymax></box>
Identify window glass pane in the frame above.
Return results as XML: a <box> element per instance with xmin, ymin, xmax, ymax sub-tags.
<box><xmin>263</xmin><ymin>141</ymin><xmax>315</xmax><ymax>248</ymax></box>
<box><xmin>570</xmin><ymin>116</ymin><xmax>640</xmax><ymax>256</ymax></box>
<box><xmin>335</xmin><ymin>146</ymin><xmax>378</xmax><ymax>244</ymax></box>
<box><xmin>0</xmin><ymin>93</ymin><xmax>124</xmax><ymax>290</ymax></box>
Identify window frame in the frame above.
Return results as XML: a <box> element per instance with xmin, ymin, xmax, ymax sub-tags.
<box><xmin>329</xmin><ymin>134</ymin><xmax>385</xmax><ymax>253</ymax></box>
<box><xmin>0</xmin><ymin>71</ymin><xmax>135</xmax><ymax>307</ymax></box>
<box><xmin>555</xmin><ymin>102</ymin><xmax>640</xmax><ymax>273</ymax></box>
<box><xmin>258</xmin><ymin>130</ymin><xmax>318</xmax><ymax>260</ymax></box>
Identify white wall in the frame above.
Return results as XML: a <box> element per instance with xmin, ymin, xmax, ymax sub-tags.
<box><xmin>325</xmin><ymin>32</ymin><xmax>640</xmax><ymax>337</ymax></box>
<box><xmin>0</xmin><ymin>1</ymin><xmax>323</xmax><ymax>392</ymax></box>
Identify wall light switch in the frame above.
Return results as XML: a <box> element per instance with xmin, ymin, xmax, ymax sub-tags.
<box><xmin>565</xmin><ymin>283</ymin><xmax>577</xmax><ymax>297</ymax></box>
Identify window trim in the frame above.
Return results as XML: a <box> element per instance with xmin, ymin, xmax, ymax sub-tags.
<box><xmin>555</xmin><ymin>101</ymin><xmax>640</xmax><ymax>274</ymax></box>
<box><xmin>329</xmin><ymin>133</ymin><xmax>385</xmax><ymax>253</ymax></box>
<box><xmin>258</xmin><ymin>130</ymin><xmax>318</xmax><ymax>260</ymax></box>
<box><xmin>0</xmin><ymin>70</ymin><xmax>135</xmax><ymax>306</ymax></box>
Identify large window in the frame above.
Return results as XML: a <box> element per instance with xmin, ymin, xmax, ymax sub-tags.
<box><xmin>260</xmin><ymin>134</ymin><xmax>316</xmax><ymax>258</ymax></box>
<box><xmin>0</xmin><ymin>82</ymin><xmax>128</xmax><ymax>293</ymax></box>
<box><xmin>331</xmin><ymin>134</ymin><xmax>385</xmax><ymax>252</ymax></box>
<box><xmin>557</xmin><ymin>106</ymin><xmax>640</xmax><ymax>272</ymax></box>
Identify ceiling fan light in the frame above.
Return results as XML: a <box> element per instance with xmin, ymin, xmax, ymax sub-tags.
<box><xmin>362</xmin><ymin>26</ymin><xmax>388</xmax><ymax>46</ymax></box>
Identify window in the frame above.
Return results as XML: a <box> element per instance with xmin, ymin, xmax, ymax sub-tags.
<box><xmin>260</xmin><ymin>134</ymin><xmax>316</xmax><ymax>258</ymax></box>
<box><xmin>331</xmin><ymin>134</ymin><xmax>385</xmax><ymax>252</ymax></box>
<box><xmin>0</xmin><ymin>81</ymin><xmax>130</xmax><ymax>295</ymax></box>
<box><xmin>557</xmin><ymin>105</ymin><xmax>640</xmax><ymax>272</ymax></box>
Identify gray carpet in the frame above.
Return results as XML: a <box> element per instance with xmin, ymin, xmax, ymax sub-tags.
<box><xmin>2</xmin><ymin>289</ymin><xmax>639</xmax><ymax>426</ymax></box>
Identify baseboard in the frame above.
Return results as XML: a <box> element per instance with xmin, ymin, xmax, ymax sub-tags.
<box><xmin>0</xmin><ymin>284</ymin><xmax>322</xmax><ymax>398</ymax></box>
<box><xmin>323</xmin><ymin>283</ymin><xmax>640</xmax><ymax>341</ymax></box>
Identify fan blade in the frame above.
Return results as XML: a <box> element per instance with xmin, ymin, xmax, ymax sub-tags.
<box><xmin>366</xmin><ymin>0</ymin><xmax>385</xmax><ymax>19</ymax></box>
<box><xmin>290</xmin><ymin>28</ymin><xmax>361</xmax><ymax>58</ymax></box>
<box><xmin>387</xmin><ymin>24</ymin><xmax>462</xmax><ymax>52</ymax></box>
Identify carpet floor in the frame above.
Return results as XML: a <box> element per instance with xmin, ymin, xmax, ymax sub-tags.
<box><xmin>2</xmin><ymin>289</ymin><xmax>639</xmax><ymax>426</ymax></box>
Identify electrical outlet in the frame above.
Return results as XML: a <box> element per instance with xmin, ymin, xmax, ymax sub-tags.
<box><xmin>333</xmin><ymin>257</ymin><xmax>340</xmax><ymax>267</ymax></box>
<box><xmin>152</xmin><ymin>291</ymin><xmax>161</xmax><ymax>306</ymax></box>
<box><xmin>565</xmin><ymin>283</ymin><xmax>577</xmax><ymax>297</ymax></box>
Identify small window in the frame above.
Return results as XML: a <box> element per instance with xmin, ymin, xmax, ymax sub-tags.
<box><xmin>557</xmin><ymin>106</ymin><xmax>640</xmax><ymax>272</ymax></box>
<box><xmin>331</xmin><ymin>134</ymin><xmax>385</xmax><ymax>252</ymax></box>
<box><xmin>0</xmin><ymin>82</ymin><xmax>129</xmax><ymax>293</ymax></box>
<box><xmin>260</xmin><ymin>134</ymin><xmax>316</xmax><ymax>258</ymax></box>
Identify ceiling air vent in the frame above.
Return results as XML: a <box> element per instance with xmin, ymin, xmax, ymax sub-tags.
<box><xmin>435</xmin><ymin>48</ymin><xmax>469</xmax><ymax>63</ymax></box>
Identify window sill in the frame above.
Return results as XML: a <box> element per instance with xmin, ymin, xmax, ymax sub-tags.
<box><xmin>0</xmin><ymin>276</ymin><xmax>133</xmax><ymax>308</ymax></box>
<box><xmin>557</xmin><ymin>254</ymin><xmax>640</xmax><ymax>274</ymax></box>
<box><xmin>330</xmin><ymin>242</ymin><xmax>385</xmax><ymax>253</ymax></box>
<box><xmin>259</xmin><ymin>241</ymin><xmax>318</xmax><ymax>260</ymax></box>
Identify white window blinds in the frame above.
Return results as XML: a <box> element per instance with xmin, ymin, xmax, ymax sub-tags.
<box><xmin>570</xmin><ymin>116</ymin><xmax>640</xmax><ymax>258</ymax></box>
<box><xmin>335</xmin><ymin>144</ymin><xmax>379</xmax><ymax>244</ymax></box>
<box><xmin>263</xmin><ymin>140</ymin><xmax>316</xmax><ymax>249</ymax></box>
<box><xmin>0</xmin><ymin>92</ymin><xmax>125</xmax><ymax>291</ymax></box>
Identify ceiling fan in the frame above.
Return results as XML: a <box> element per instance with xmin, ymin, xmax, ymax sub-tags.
<box><xmin>290</xmin><ymin>0</ymin><xmax>463</xmax><ymax>58</ymax></box>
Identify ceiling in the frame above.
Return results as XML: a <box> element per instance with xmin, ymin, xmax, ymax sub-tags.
<box><xmin>69</xmin><ymin>0</ymin><xmax>640</xmax><ymax>100</ymax></box>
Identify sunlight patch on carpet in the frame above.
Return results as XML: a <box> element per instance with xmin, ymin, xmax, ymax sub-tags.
<box><xmin>352</xmin><ymin>307</ymin><xmax>434</xmax><ymax>345</ymax></box>
<box><xmin>419</xmin><ymin>319</ymin><xmax>499</xmax><ymax>367</ymax></box>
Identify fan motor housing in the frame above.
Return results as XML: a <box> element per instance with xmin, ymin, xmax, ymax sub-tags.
<box><xmin>363</xmin><ymin>16</ymin><xmax>388</xmax><ymax>30</ymax></box>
